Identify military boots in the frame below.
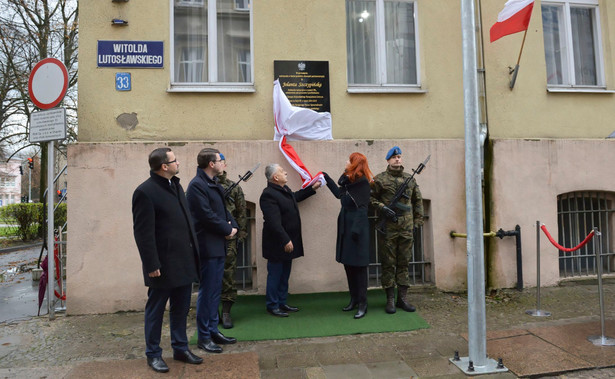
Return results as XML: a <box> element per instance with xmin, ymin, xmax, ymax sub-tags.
<box><xmin>221</xmin><ymin>301</ymin><xmax>234</xmax><ymax>329</ymax></box>
<box><xmin>396</xmin><ymin>285</ymin><xmax>416</xmax><ymax>312</ymax></box>
<box><xmin>385</xmin><ymin>287</ymin><xmax>396</xmax><ymax>314</ymax></box>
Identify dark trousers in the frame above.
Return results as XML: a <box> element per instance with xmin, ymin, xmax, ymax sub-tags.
<box><xmin>144</xmin><ymin>284</ymin><xmax>192</xmax><ymax>358</ymax></box>
<box><xmin>266</xmin><ymin>260</ymin><xmax>292</xmax><ymax>310</ymax></box>
<box><xmin>344</xmin><ymin>265</ymin><xmax>368</xmax><ymax>304</ymax></box>
<box><xmin>197</xmin><ymin>257</ymin><xmax>225</xmax><ymax>341</ymax></box>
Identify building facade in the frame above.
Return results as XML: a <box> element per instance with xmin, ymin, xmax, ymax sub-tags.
<box><xmin>69</xmin><ymin>0</ymin><xmax>615</xmax><ymax>314</ymax></box>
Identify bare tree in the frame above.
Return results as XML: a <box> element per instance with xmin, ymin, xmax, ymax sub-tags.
<box><xmin>0</xmin><ymin>0</ymin><xmax>78</xmax><ymax>202</ymax></box>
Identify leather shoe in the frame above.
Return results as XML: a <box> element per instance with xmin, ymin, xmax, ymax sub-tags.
<box><xmin>342</xmin><ymin>300</ymin><xmax>357</xmax><ymax>312</ymax></box>
<box><xmin>147</xmin><ymin>356</ymin><xmax>169</xmax><ymax>373</ymax></box>
<box><xmin>354</xmin><ymin>303</ymin><xmax>367</xmax><ymax>319</ymax></box>
<box><xmin>198</xmin><ymin>339</ymin><xmax>222</xmax><ymax>354</ymax></box>
<box><xmin>173</xmin><ymin>349</ymin><xmax>203</xmax><ymax>364</ymax></box>
<box><xmin>267</xmin><ymin>308</ymin><xmax>289</xmax><ymax>317</ymax></box>
<box><xmin>211</xmin><ymin>331</ymin><xmax>237</xmax><ymax>345</ymax></box>
<box><xmin>280</xmin><ymin>304</ymin><xmax>299</xmax><ymax>312</ymax></box>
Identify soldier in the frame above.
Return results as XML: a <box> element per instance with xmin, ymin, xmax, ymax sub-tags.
<box><xmin>370</xmin><ymin>146</ymin><xmax>424</xmax><ymax>314</ymax></box>
<box><xmin>217</xmin><ymin>153</ymin><xmax>248</xmax><ymax>329</ymax></box>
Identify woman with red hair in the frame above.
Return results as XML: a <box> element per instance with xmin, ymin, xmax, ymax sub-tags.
<box><xmin>323</xmin><ymin>152</ymin><xmax>373</xmax><ymax>319</ymax></box>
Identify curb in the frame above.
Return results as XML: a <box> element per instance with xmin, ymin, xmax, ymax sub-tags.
<box><xmin>0</xmin><ymin>241</ymin><xmax>44</xmax><ymax>255</ymax></box>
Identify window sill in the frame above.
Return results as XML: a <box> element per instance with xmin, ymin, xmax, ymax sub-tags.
<box><xmin>547</xmin><ymin>87</ymin><xmax>615</xmax><ymax>94</ymax></box>
<box><xmin>347</xmin><ymin>86</ymin><xmax>427</xmax><ymax>94</ymax></box>
<box><xmin>167</xmin><ymin>84</ymin><xmax>255</xmax><ymax>93</ymax></box>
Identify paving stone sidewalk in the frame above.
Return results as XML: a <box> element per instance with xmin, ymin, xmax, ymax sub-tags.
<box><xmin>2</xmin><ymin>280</ymin><xmax>615</xmax><ymax>378</ymax></box>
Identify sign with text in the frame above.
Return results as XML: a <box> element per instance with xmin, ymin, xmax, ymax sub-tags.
<box><xmin>274</xmin><ymin>61</ymin><xmax>330</xmax><ymax>113</ymax></box>
<box><xmin>29</xmin><ymin>108</ymin><xmax>67</xmax><ymax>143</ymax></box>
<box><xmin>97</xmin><ymin>40</ymin><xmax>163</xmax><ymax>68</ymax></box>
<box><xmin>115</xmin><ymin>72</ymin><xmax>132</xmax><ymax>91</ymax></box>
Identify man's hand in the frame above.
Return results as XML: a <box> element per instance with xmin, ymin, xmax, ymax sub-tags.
<box><xmin>148</xmin><ymin>269</ymin><xmax>161</xmax><ymax>278</ymax></box>
<box><xmin>312</xmin><ymin>181</ymin><xmax>322</xmax><ymax>190</ymax></box>
<box><xmin>226</xmin><ymin>227</ymin><xmax>238</xmax><ymax>239</ymax></box>
<box><xmin>381</xmin><ymin>206</ymin><xmax>398</xmax><ymax>222</ymax></box>
<box><xmin>284</xmin><ymin>241</ymin><xmax>294</xmax><ymax>253</ymax></box>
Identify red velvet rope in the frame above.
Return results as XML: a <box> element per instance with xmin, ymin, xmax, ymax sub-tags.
<box><xmin>540</xmin><ymin>224</ymin><xmax>595</xmax><ymax>252</ymax></box>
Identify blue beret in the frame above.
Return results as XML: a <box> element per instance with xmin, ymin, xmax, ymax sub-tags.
<box><xmin>219</xmin><ymin>153</ymin><xmax>226</xmax><ymax>161</ymax></box>
<box><xmin>386</xmin><ymin>146</ymin><xmax>402</xmax><ymax>160</ymax></box>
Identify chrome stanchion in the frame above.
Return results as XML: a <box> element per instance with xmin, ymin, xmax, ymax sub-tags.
<box><xmin>526</xmin><ymin>221</ymin><xmax>551</xmax><ymax>317</ymax></box>
<box><xmin>587</xmin><ymin>228</ymin><xmax>615</xmax><ymax>346</ymax></box>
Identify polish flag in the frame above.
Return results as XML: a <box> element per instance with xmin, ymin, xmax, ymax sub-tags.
<box><xmin>490</xmin><ymin>0</ymin><xmax>534</xmax><ymax>43</ymax></box>
<box><xmin>272</xmin><ymin>79</ymin><xmax>330</xmax><ymax>188</ymax></box>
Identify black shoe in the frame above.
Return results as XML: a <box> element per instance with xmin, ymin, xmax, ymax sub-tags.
<box><xmin>173</xmin><ymin>349</ymin><xmax>203</xmax><ymax>364</ymax></box>
<box><xmin>147</xmin><ymin>356</ymin><xmax>169</xmax><ymax>373</ymax></box>
<box><xmin>197</xmin><ymin>339</ymin><xmax>222</xmax><ymax>354</ymax></box>
<box><xmin>267</xmin><ymin>308</ymin><xmax>289</xmax><ymax>317</ymax></box>
<box><xmin>211</xmin><ymin>331</ymin><xmax>237</xmax><ymax>345</ymax></box>
<box><xmin>354</xmin><ymin>303</ymin><xmax>367</xmax><ymax>319</ymax></box>
<box><xmin>342</xmin><ymin>300</ymin><xmax>357</xmax><ymax>312</ymax></box>
<box><xmin>280</xmin><ymin>304</ymin><xmax>299</xmax><ymax>312</ymax></box>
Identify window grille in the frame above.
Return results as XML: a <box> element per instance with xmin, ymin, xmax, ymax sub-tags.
<box><xmin>367</xmin><ymin>205</ymin><xmax>431</xmax><ymax>287</ymax></box>
<box><xmin>558</xmin><ymin>191</ymin><xmax>615</xmax><ymax>277</ymax></box>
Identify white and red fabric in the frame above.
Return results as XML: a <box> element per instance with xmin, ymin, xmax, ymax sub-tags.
<box><xmin>273</xmin><ymin>79</ymin><xmax>331</xmax><ymax>188</ymax></box>
<box><xmin>490</xmin><ymin>0</ymin><xmax>534</xmax><ymax>43</ymax></box>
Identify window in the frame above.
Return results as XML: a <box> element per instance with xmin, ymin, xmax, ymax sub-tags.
<box><xmin>171</xmin><ymin>0</ymin><xmax>253</xmax><ymax>91</ymax></box>
<box><xmin>557</xmin><ymin>191</ymin><xmax>615</xmax><ymax>278</ymax></box>
<box><xmin>346</xmin><ymin>0</ymin><xmax>420</xmax><ymax>90</ymax></box>
<box><xmin>541</xmin><ymin>0</ymin><xmax>604</xmax><ymax>88</ymax></box>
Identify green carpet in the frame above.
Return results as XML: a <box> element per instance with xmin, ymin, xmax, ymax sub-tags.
<box><xmin>190</xmin><ymin>290</ymin><xmax>429</xmax><ymax>343</ymax></box>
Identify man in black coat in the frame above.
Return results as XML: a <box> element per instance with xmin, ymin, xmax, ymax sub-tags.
<box><xmin>186</xmin><ymin>148</ymin><xmax>238</xmax><ymax>354</ymax></box>
<box><xmin>132</xmin><ymin>147</ymin><xmax>203</xmax><ymax>373</ymax></box>
<box><xmin>259</xmin><ymin>163</ymin><xmax>321</xmax><ymax>317</ymax></box>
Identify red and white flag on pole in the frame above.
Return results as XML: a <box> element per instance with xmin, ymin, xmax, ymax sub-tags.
<box><xmin>272</xmin><ymin>79</ymin><xmax>331</xmax><ymax>188</ymax></box>
<box><xmin>490</xmin><ymin>0</ymin><xmax>534</xmax><ymax>43</ymax></box>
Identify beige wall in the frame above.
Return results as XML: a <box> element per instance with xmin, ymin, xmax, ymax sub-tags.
<box><xmin>78</xmin><ymin>0</ymin><xmax>468</xmax><ymax>142</ymax></box>
<box><xmin>71</xmin><ymin>1</ymin><xmax>615</xmax><ymax>314</ymax></box>
<box><xmin>66</xmin><ymin>139</ymin><xmax>467</xmax><ymax>314</ymax></box>
<box><xmin>481</xmin><ymin>0</ymin><xmax>615</xmax><ymax>139</ymax></box>
<box><xmin>489</xmin><ymin>139</ymin><xmax>615</xmax><ymax>288</ymax></box>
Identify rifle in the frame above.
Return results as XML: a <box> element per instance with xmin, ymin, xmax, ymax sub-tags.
<box><xmin>376</xmin><ymin>155</ymin><xmax>430</xmax><ymax>234</ymax></box>
<box><xmin>224</xmin><ymin>163</ymin><xmax>261</xmax><ymax>199</ymax></box>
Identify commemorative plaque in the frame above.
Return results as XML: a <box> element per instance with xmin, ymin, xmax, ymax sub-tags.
<box><xmin>274</xmin><ymin>60</ymin><xmax>330</xmax><ymax>113</ymax></box>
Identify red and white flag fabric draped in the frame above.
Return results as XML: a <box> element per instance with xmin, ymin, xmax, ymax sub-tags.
<box><xmin>490</xmin><ymin>0</ymin><xmax>534</xmax><ymax>42</ymax></box>
<box><xmin>273</xmin><ymin>79</ymin><xmax>331</xmax><ymax>188</ymax></box>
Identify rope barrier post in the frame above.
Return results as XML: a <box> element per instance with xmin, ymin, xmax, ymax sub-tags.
<box><xmin>587</xmin><ymin>228</ymin><xmax>615</xmax><ymax>346</ymax></box>
<box><xmin>526</xmin><ymin>221</ymin><xmax>551</xmax><ymax>317</ymax></box>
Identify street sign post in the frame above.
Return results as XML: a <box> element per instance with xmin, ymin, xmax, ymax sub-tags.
<box><xmin>28</xmin><ymin>58</ymin><xmax>69</xmax><ymax>321</ymax></box>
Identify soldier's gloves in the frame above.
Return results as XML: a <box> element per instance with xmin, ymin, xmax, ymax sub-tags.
<box><xmin>381</xmin><ymin>206</ymin><xmax>398</xmax><ymax>222</ymax></box>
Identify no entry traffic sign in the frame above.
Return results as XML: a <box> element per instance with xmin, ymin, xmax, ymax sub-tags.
<box><xmin>28</xmin><ymin>58</ymin><xmax>68</xmax><ymax>109</ymax></box>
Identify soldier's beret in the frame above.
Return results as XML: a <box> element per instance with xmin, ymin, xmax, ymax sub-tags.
<box><xmin>219</xmin><ymin>153</ymin><xmax>226</xmax><ymax>161</ymax></box>
<box><xmin>386</xmin><ymin>146</ymin><xmax>402</xmax><ymax>160</ymax></box>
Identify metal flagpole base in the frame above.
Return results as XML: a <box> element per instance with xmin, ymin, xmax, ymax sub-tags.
<box><xmin>588</xmin><ymin>335</ymin><xmax>615</xmax><ymax>346</ymax></box>
<box><xmin>526</xmin><ymin>309</ymin><xmax>551</xmax><ymax>317</ymax></box>
<box><xmin>450</xmin><ymin>356</ymin><xmax>508</xmax><ymax>375</ymax></box>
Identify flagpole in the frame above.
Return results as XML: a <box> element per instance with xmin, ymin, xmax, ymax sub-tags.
<box><xmin>509</xmin><ymin>28</ymin><xmax>528</xmax><ymax>90</ymax></box>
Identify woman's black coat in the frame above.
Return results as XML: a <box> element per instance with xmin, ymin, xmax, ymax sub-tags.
<box><xmin>324</xmin><ymin>173</ymin><xmax>371</xmax><ymax>267</ymax></box>
<box><xmin>259</xmin><ymin>182</ymin><xmax>316</xmax><ymax>261</ymax></box>
<box><xmin>132</xmin><ymin>172</ymin><xmax>200</xmax><ymax>288</ymax></box>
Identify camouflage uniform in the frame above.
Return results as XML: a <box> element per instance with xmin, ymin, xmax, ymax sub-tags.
<box><xmin>370</xmin><ymin>165</ymin><xmax>424</xmax><ymax>290</ymax></box>
<box><xmin>217</xmin><ymin>172</ymin><xmax>248</xmax><ymax>304</ymax></box>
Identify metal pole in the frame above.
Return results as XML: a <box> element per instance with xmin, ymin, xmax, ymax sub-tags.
<box><xmin>47</xmin><ymin>141</ymin><xmax>55</xmax><ymax>320</ymax></box>
<box><xmin>526</xmin><ymin>221</ymin><xmax>550</xmax><ymax>317</ymax></box>
<box><xmin>450</xmin><ymin>0</ymin><xmax>506</xmax><ymax>375</ymax></box>
<box><xmin>28</xmin><ymin>165</ymin><xmax>31</xmax><ymax>202</ymax></box>
<box><xmin>588</xmin><ymin>228</ymin><xmax>615</xmax><ymax>345</ymax></box>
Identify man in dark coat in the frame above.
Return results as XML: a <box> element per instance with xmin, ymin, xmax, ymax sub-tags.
<box><xmin>259</xmin><ymin>163</ymin><xmax>321</xmax><ymax>317</ymax></box>
<box><xmin>132</xmin><ymin>147</ymin><xmax>203</xmax><ymax>373</ymax></box>
<box><xmin>186</xmin><ymin>148</ymin><xmax>238</xmax><ymax>354</ymax></box>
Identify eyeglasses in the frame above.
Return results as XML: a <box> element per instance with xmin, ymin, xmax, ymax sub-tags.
<box><xmin>214</xmin><ymin>159</ymin><xmax>222</xmax><ymax>163</ymax></box>
<box><xmin>164</xmin><ymin>159</ymin><xmax>177</xmax><ymax>164</ymax></box>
